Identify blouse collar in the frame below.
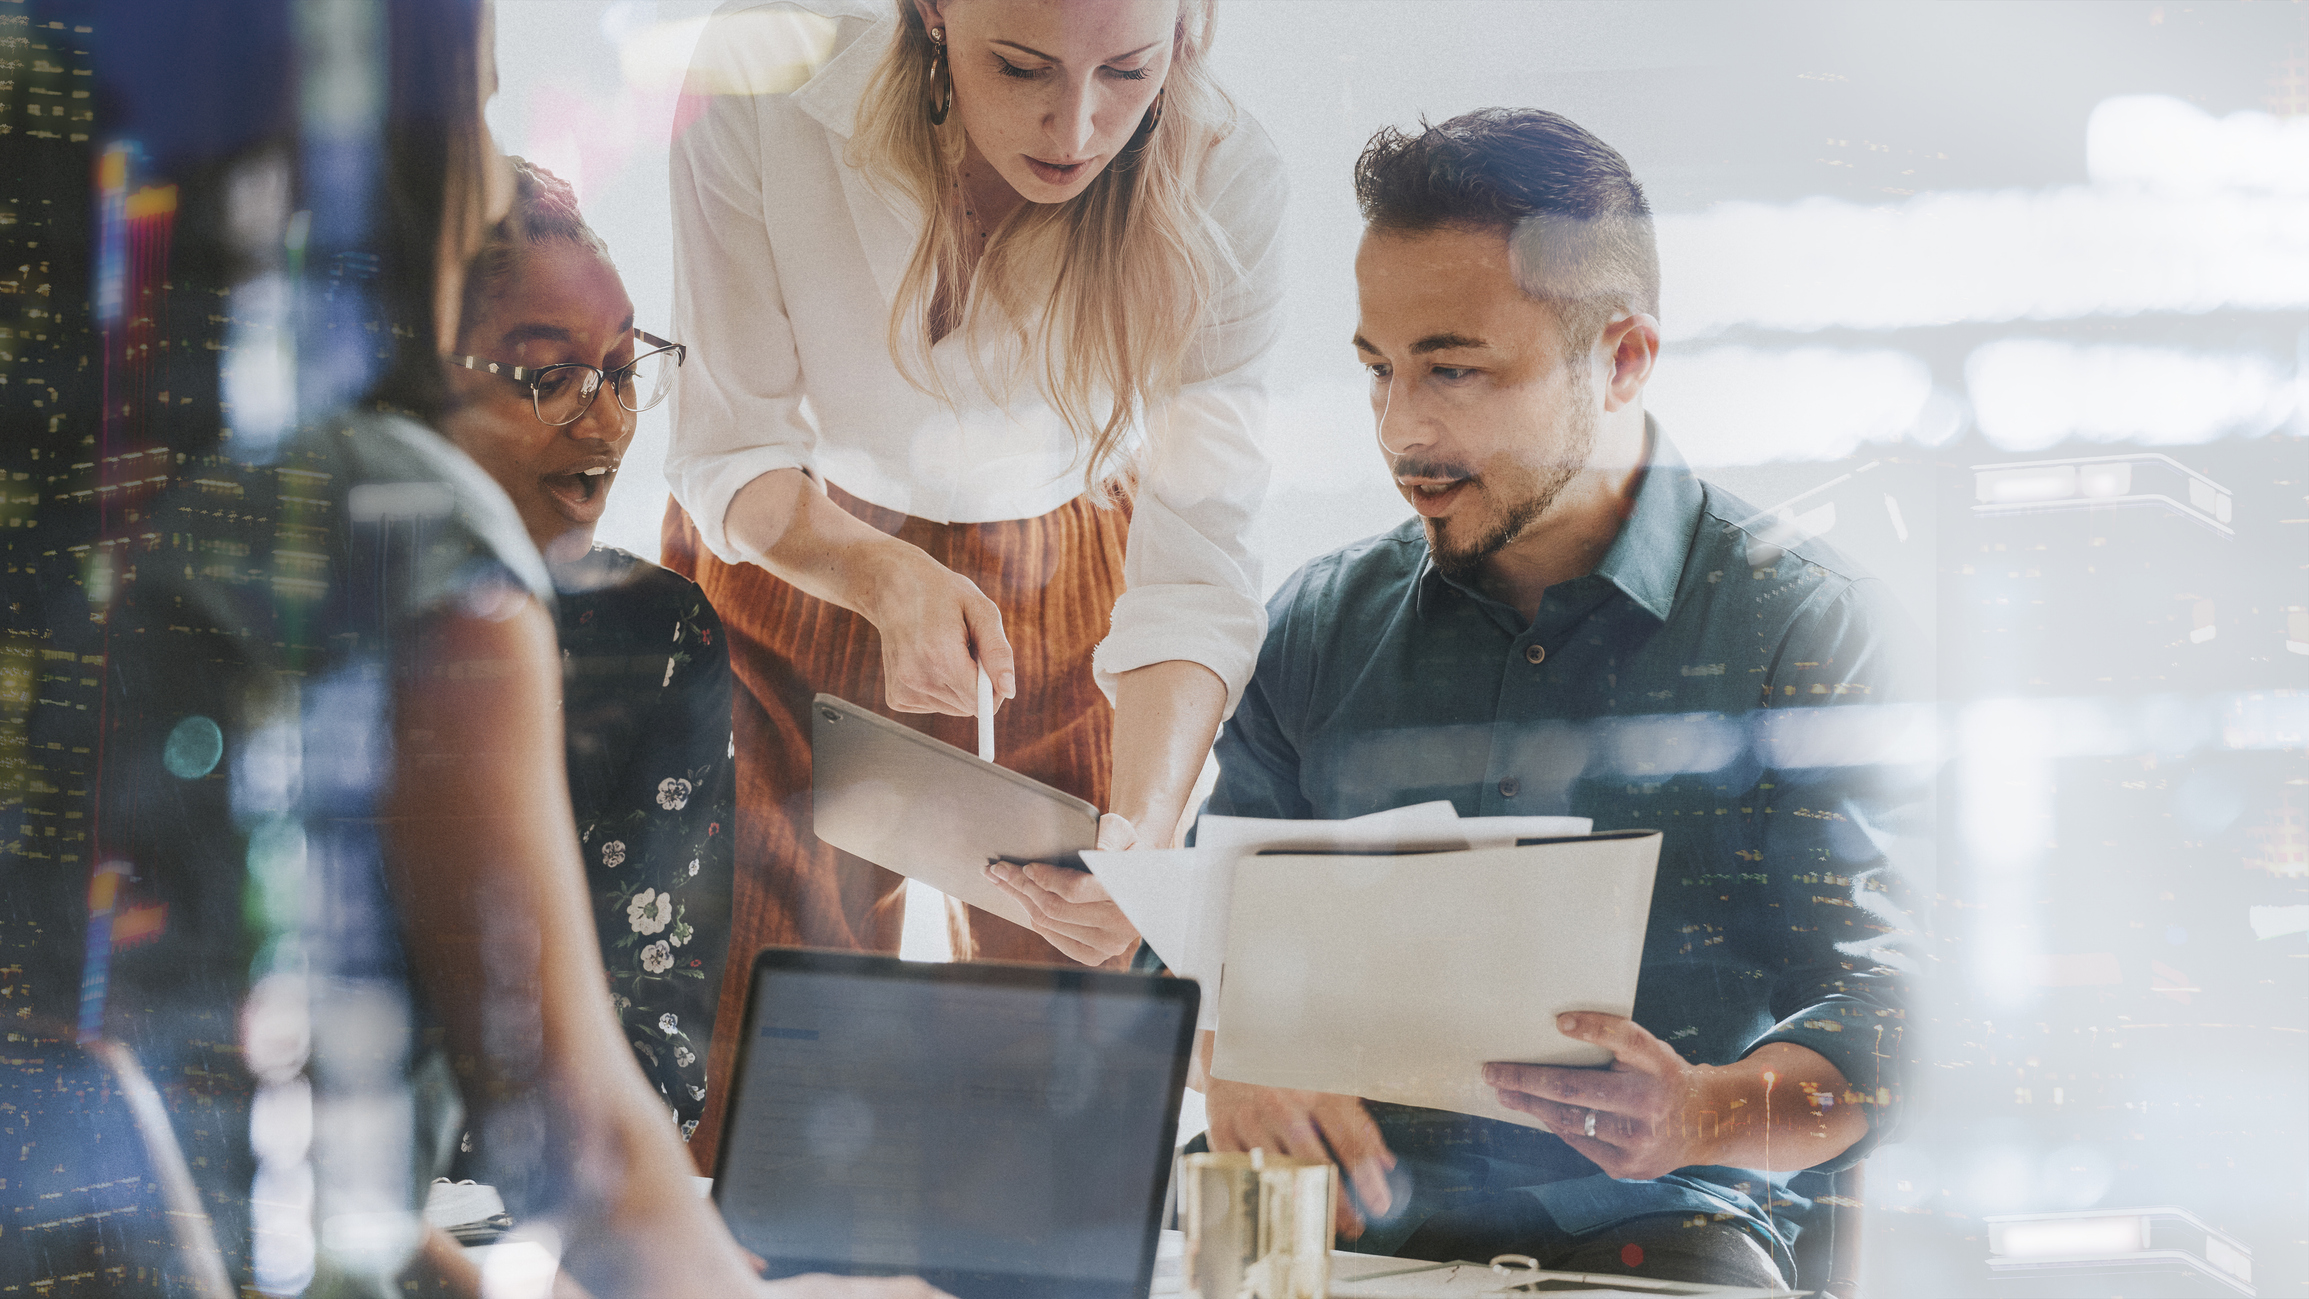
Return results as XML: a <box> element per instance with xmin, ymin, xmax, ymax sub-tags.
<box><xmin>786</xmin><ymin>2</ymin><xmax>895</xmax><ymax>140</ymax></box>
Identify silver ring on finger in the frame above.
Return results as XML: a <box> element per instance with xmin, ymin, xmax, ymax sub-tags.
<box><xmin>1583</xmin><ymin>1108</ymin><xmax>1597</xmax><ymax>1138</ymax></box>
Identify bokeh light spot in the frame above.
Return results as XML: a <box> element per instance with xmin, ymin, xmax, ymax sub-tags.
<box><xmin>164</xmin><ymin>715</ymin><xmax>225</xmax><ymax>780</ymax></box>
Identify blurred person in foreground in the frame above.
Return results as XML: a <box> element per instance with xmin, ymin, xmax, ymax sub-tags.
<box><xmin>91</xmin><ymin>0</ymin><xmax>940</xmax><ymax>1294</ymax></box>
<box><xmin>1196</xmin><ymin>109</ymin><xmax>1926</xmax><ymax>1289</ymax></box>
<box><xmin>440</xmin><ymin>157</ymin><xmax>733</xmax><ymax>1153</ymax></box>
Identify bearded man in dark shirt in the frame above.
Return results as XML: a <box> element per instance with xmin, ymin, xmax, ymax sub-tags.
<box><xmin>1199</xmin><ymin>109</ymin><xmax>1927</xmax><ymax>1291</ymax></box>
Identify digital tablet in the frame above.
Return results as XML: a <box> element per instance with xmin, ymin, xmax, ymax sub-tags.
<box><xmin>810</xmin><ymin>692</ymin><xmax>1099</xmax><ymax>929</ymax></box>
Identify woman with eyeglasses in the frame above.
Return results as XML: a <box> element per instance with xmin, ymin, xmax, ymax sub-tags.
<box><xmin>439</xmin><ymin>157</ymin><xmax>734</xmax><ymax>1154</ymax></box>
<box><xmin>665</xmin><ymin>0</ymin><xmax>1281</xmax><ymax>1157</ymax></box>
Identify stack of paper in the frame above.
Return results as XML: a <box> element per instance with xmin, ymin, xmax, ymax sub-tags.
<box><xmin>424</xmin><ymin>1178</ymin><xmax>511</xmax><ymax>1245</ymax></box>
<box><xmin>1211</xmin><ymin>831</ymin><xmax>1661</xmax><ymax>1127</ymax></box>
<box><xmin>1088</xmin><ymin>806</ymin><xmax>1661</xmax><ymax>1127</ymax></box>
<box><xmin>1085</xmin><ymin>804</ymin><xmax>1590</xmax><ymax>1031</ymax></box>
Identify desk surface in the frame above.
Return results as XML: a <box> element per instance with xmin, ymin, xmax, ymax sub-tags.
<box><xmin>449</xmin><ymin>1188</ymin><xmax>1797</xmax><ymax>1297</ymax></box>
<box><xmin>1147</xmin><ymin>1230</ymin><xmax>1801</xmax><ymax>1298</ymax></box>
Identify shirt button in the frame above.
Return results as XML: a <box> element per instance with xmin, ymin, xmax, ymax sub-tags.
<box><xmin>1525</xmin><ymin>644</ymin><xmax>1547</xmax><ymax>665</ymax></box>
<box><xmin>1498</xmin><ymin>777</ymin><xmax>1521</xmax><ymax>798</ymax></box>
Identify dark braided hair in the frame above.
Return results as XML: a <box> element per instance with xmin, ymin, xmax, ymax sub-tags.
<box><xmin>458</xmin><ymin>157</ymin><xmax>612</xmax><ymax>332</ymax></box>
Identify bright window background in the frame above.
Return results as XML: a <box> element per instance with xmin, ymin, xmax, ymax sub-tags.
<box><xmin>489</xmin><ymin>4</ymin><xmax>2309</xmax><ymax>1292</ymax></box>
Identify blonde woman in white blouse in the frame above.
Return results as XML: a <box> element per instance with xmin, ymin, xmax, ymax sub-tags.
<box><xmin>664</xmin><ymin>0</ymin><xmax>1279</xmax><ymax>1153</ymax></box>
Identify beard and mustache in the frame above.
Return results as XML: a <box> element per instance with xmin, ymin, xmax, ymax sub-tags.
<box><xmin>1393</xmin><ymin>375</ymin><xmax>1600</xmax><ymax>586</ymax></box>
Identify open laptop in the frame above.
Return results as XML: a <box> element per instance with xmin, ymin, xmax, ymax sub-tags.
<box><xmin>713</xmin><ymin>948</ymin><xmax>1199</xmax><ymax>1299</ymax></box>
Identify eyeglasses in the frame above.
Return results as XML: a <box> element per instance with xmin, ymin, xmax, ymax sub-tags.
<box><xmin>449</xmin><ymin>330</ymin><xmax>688</xmax><ymax>427</ymax></box>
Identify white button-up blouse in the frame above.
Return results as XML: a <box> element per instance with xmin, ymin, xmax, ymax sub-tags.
<box><xmin>667</xmin><ymin>0</ymin><xmax>1284</xmax><ymax>713</ymax></box>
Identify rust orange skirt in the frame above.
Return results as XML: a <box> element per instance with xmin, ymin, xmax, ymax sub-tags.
<box><xmin>660</xmin><ymin>483</ymin><xmax>1129</xmax><ymax>1168</ymax></box>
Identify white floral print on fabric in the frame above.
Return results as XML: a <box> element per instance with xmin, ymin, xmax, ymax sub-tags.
<box><xmin>628</xmin><ymin>888</ymin><xmax>672</xmax><ymax>934</ymax></box>
<box><xmin>659</xmin><ymin>1012</ymin><xmax>680</xmax><ymax>1034</ymax></box>
<box><xmin>560</xmin><ymin>553</ymin><xmax>732</xmax><ymax>1147</ymax></box>
<box><xmin>687</xmin><ymin>858</ymin><xmax>700</xmax><ymax>877</ymax></box>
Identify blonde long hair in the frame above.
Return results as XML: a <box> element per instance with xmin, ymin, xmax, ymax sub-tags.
<box><xmin>851</xmin><ymin>0</ymin><xmax>1234</xmax><ymax>488</ymax></box>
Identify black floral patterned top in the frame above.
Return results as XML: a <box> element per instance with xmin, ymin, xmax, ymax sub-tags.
<box><xmin>554</xmin><ymin>545</ymin><xmax>735</xmax><ymax>1143</ymax></box>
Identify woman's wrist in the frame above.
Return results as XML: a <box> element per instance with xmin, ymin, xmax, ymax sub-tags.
<box><xmin>835</xmin><ymin>531</ymin><xmax>925</xmax><ymax>628</ymax></box>
<box><xmin>1108</xmin><ymin>798</ymin><xmax>1183</xmax><ymax>848</ymax></box>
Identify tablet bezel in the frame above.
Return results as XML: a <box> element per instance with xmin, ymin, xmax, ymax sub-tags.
<box><xmin>813</xmin><ymin>691</ymin><xmax>1100</xmax><ymax>816</ymax></box>
<box><xmin>810</xmin><ymin>693</ymin><xmax>1102</xmax><ymax>907</ymax></box>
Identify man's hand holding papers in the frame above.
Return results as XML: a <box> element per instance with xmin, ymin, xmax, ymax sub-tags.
<box><xmin>1206</xmin><ymin>831</ymin><xmax>1657</xmax><ymax>1122</ymax></box>
<box><xmin>1484</xmin><ymin>1016</ymin><xmax>1870</xmax><ymax>1180</ymax></box>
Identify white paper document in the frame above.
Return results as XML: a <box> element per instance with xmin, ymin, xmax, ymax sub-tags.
<box><xmin>1209</xmin><ymin>831</ymin><xmax>1662</xmax><ymax>1127</ymax></box>
<box><xmin>1086</xmin><ymin>805</ymin><xmax>1589</xmax><ymax>1029</ymax></box>
<box><xmin>425</xmin><ymin>1178</ymin><xmax>512</xmax><ymax>1245</ymax></box>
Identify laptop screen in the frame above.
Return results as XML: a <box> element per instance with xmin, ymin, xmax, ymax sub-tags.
<box><xmin>714</xmin><ymin>951</ymin><xmax>1196</xmax><ymax>1299</ymax></box>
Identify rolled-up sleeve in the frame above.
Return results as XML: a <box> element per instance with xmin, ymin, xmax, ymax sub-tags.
<box><xmin>1741</xmin><ymin>577</ymin><xmax>1931</xmax><ymax>1170</ymax></box>
<box><xmin>1093</xmin><ymin>122</ymin><xmax>1287</xmax><ymax>716</ymax></box>
<box><xmin>665</xmin><ymin>14</ymin><xmax>823</xmax><ymax>565</ymax></box>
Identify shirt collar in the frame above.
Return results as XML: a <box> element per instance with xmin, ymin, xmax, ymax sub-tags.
<box><xmin>1590</xmin><ymin>417</ymin><xmax>1701</xmax><ymax>623</ymax></box>
<box><xmin>788</xmin><ymin>4</ymin><xmax>894</xmax><ymax>140</ymax></box>
<box><xmin>1415</xmin><ymin>415</ymin><xmax>1701</xmax><ymax>626</ymax></box>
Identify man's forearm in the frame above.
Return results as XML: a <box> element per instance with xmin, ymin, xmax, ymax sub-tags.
<box><xmin>1692</xmin><ymin>1042</ymin><xmax>1869</xmax><ymax>1171</ymax></box>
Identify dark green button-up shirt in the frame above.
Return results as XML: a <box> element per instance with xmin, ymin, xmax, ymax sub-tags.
<box><xmin>1208</xmin><ymin>428</ymin><xmax>1926</xmax><ymax>1260</ymax></box>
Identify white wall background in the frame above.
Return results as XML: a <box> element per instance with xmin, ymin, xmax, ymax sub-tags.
<box><xmin>491</xmin><ymin>0</ymin><xmax>2307</xmax><ymax>585</ymax></box>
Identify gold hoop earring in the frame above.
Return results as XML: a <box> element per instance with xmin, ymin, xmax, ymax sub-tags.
<box><xmin>924</xmin><ymin>26</ymin><xmax>953</xmax><ymax>126</ymax></box>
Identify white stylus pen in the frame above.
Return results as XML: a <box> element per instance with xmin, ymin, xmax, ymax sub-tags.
<box><xmin>976</xmin><ymin>665</ymin><xmax>996</xmax><ymax>763</ymax></box>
